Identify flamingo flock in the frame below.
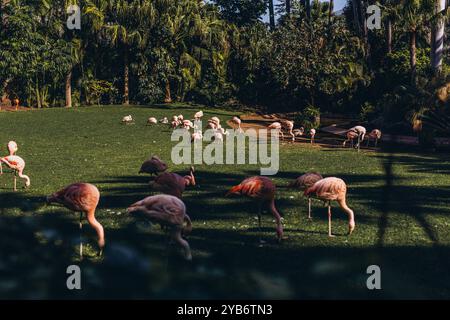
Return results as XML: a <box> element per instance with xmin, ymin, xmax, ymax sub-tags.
<box><xmin>343</xmin><ymin>126</ymin><xmax>382</xmax><ymax>150</ymax></box>
<box><xmin>129</xmin><ymin>111</ymin><xmax>382</xmax><ymax>151</ymax></box>
<box><xmin>268</xmin><ymin>120</ymin><xmax>317</xmax><ymax>144</ymax></box>
<box><xmin>1</xmin><ymin>110</ymin><xmax>387</xmax><ymax>262</ymax></box>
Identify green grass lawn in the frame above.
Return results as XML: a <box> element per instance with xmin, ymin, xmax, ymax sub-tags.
<box><xmin>1</xmin><ymin>105</ymin><xmax>450</xmax><ymax>299</ymax></box>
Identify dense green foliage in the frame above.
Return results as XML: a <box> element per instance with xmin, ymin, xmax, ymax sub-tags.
<box><xmin>0</xmin><ymin>0</ymin><xmax>449</xmax><ymax>139</ymax></box>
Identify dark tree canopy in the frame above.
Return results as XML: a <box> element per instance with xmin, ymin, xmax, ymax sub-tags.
<box><xmin>213</xmin><ymin>0</ymin><xmax>267</xmax><ymax>26</ymax></box>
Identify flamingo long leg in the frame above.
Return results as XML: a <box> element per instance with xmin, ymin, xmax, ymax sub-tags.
<box><xmin>164</xmin><ymin>229</ymin><xmax>171</xmax><ymax>269</ymax></box>
<box><xmin>257</xmin><ymin>202</ymin><xmax>262</xmax><ymax>230</ymax></box>
<box><xmin>328</xmin><ymin>202</ymin><xmax>335</xmax><ymax>237</ymax></box>
<box><xmin>79</xmin><ymin>212</ymin><xmax>83</xmax><ymax>259</ymax></box>
<box><xmin>172</xmin><ymin>228</ymin><xmax>192</xmax><ymax>261</ymax></box>
<box><xmin>308</xmin><ymin>198</ymin><xmax>312</xmax><ymax>220</ymax></box>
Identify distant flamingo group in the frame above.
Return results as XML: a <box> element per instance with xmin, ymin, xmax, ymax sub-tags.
<box><xmin>269</xmin><ymin>120</ymin><xmax>317</xmax><ymax>144</ymax></box>
<box><xmin>343</xmin><ymin>126</ymin><xmax>382</xmax><ymax>150</ymax></box>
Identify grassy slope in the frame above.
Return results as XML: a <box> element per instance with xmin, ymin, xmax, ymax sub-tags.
<box><xmin>0</xmin><ymin>105</ymin><xmax>449</xmax><ymax>299</ymax></box>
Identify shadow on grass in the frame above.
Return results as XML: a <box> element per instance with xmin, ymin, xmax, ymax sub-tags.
<box><xmin>1</xmin><ymin>151</ymin><xmax>450</xmax><ymax>298</ymax></box>
<box><xmin>2</xmin><ymin>211</ymin><xmax>450</xmax><ymax>299</ymax></box>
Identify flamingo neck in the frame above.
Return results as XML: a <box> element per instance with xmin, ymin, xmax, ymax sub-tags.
<box><xmin>86</xmin><ymin>210</ymin><xmax>105</xmax><ymax>249</ymax></box>
<box><xmin>269</xmin><ymin>199</ymin><xmax>284</xmax><ymax>240</ymax></box>
<box><xmin>268</xmin><ymin>199</ymin><xmax>281</xmax><ymax>219</ymax></box>
<box><xmin>347</xmin><ymin>208</ymin><xmax>355</xmax><ymax>225</ymax></box>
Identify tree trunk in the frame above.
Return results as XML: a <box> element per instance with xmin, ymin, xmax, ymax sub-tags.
<box><xmin>36</xmin><ymin>84</ymin><xmax>42</xmax><ymax>109</ymax></box>
<box><xmin>352</xmin><ymin>0</ymin><xmax>361</xmax><ymax>35</ymax></box>
<box><xmin>286</xmin><ymin>0</ymin><xmax>291</xmax><ymax>16</ymax></box>
<box><xmin>164</xmin><ymin>80</ymin><xmax>172</xmax><ymax>103</ymax></box>
<box><xmin>328</xmin><ymin>0</ymin><xmax>334</xmax><ymax>26</ymax></box>
<box><xmin>305</xmin><ymin>0</ymin><xmax>311</xmax><ymax>21</ymax></box>
<box><xmin>123</xmin><ymin>48</ymin><xmax>130</xmax><ymax>105</ymax></box>
<box><xmin>65</xmin><ymin>70</ymin><xmax>72</xmax><ymax>108</ymax></box>
<box><xmin>386</xmin><ymin>18</ymin><xmax>392</xmax><ymax>54</ymax></box>
<box><xmin>431</xmin><ymin>0</ymin><xmax>446</xmax><ymax>75</ymax></box>
<box><xmin>410</xmin><ymin>30</ymin><xmax>417</xmax><ymax>83</ymax></box>
<box><xmin>358</xmin><ymin>0</ymin><xmax>371</xmax><ymax>62</ymax></box>
<box><xmin>268</xmin><ymin>0</ymin><xmax>275</xmax><ymax>30</ymax></box>
<box><xmin>1</xmin><ymin>78</ymin><xmax>10</xmax><ymax>97</ymax></box>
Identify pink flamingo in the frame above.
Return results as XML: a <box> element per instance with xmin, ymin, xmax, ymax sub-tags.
<box><xmin>193</xmin><ymin>111</ymin><xmax>203</xmax><ymax>132</ymax></box>
<box><xmin>192</xmin><ymin>131</ymin><xmax>203</xmax><ymax>142</ymax></box>
<box><xmin>206</xmin><ymin>121</ymin><xmax>217</xmax><ymax>130</ymax></box>
<box><xmin>0</xmin><ymin>141</ymin><xmax>30</xmax><ymax>190</ymax></box>
<box><xmin>47</xmin><ymin>183</ymin><xmax>105</xmax><ymax>257</ymax></box>
<box><xmin>304</xmin><ymin>177</ymin><xmax>355</xmax><ymax>237</ymax></box>
<box><xmin>293</xmin><ymin>127</ymin><xmax>305</xmax><ymax>137</ymax></box>
<box><xmin>349</xmin><ymin>125</ymin><xmax>366</xmax><ymax>149</ymax></box>
<box><xmin>213</xmin><ymin>131</ymin><xmax>224</xmax><ymax>143</ymax></box>
<box><xmin>226</xmin><ymin>176</ymin><xmax>284</xmax><ymax>242</ymax></box>
<box><xmin>139</xmin><ymin>156</ymin><xmax>168</xmax><ymax>175</ymax></box>
<box><xmin>343</xmin><ymin>130</ymin><xmax>359</xmax><ymax>148</ymax></box>
<box><xmin>194</xmin><ymin>111</ymin><xmax>204</xmax><ymax>121</ymax></box>
<box><xmin>310</xmin><ymin>128</ymin><xmax>316</xmax><ymax>144</ymax></box>
<box><xmin>367</xmin><ymin>129</ymin><xmax>382</xmax><ymax>147</ymax></box>
<box><xmin>127</xmin><ymin>194</ymin><xmax>193</xmax><ymax>260</ymax></box>
<box><xmin>281</xmin><ymin>120</ymin><xmax>295</xmax><ymax>141</ymax></box>
<box><xmin>182</xmin><ymin>120</ymin><xmax>194</xmax><ymax>130</ymax></box>
<box><xmin>122</xmin><ymin>115</ymin><xmax>133</xmax><ymax>124</ymax></box>
<box><xmin>288</xmin><ymin>172</ymin><xmax>323</xmax><ymax>219</ymax></box>
<box><xmin>147</xmin><ymin>117</ymin><xmax>157</xmax><ymax>125</ymax></box>
<box><xmin>159</xmin><ymin>117</ymin><xmax>169</xmax><ymax>124</ymax></box>
<box><xmin>208</xmin><ymin>117</ymin><xmax>221</xmax><ymax>130</ymax></box>
<box><xmin>171</xmin><ymin>115</ymin><xmax>181</xmax><ymax>129</ymax></box>
<box><xmin>230</xmin><ymin>116</ymin><xmax>242</xmax><ymax>132</ymax></box>
<box><xmin>268</xmin><ymin>122</ymin><xmax>284</xmax><ymax>140</ymax></box>
<box><xmin>149</xmin><ymin>167</ymin><xmax>196</xmax><ymax>199</ymax></box>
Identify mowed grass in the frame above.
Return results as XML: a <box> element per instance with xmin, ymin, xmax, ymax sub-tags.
<box><xmin>0</xmin><ymin>105</ymin><xmax>450</xmax><ymax>299</ymax></box>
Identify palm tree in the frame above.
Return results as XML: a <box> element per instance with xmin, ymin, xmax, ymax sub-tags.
<box><xmin>400</xmin><ymin>0</ymin><xmax>433</xmax><ymax>83</ymax></box>
<box><xmin>381</xmin><ymin>0</ymin><xmax>399</xmax><ymax>55</ymax></box>
<box><xmin>383</xmin><ymin>0</ymin><xmax>395</xmax><ymax>54</ymax></box>
<box><xmin>268</xmin><ymin>0</ymin><xmax>275</xmax><ymax>29</ymax></box>
<box><xmin>306</xmin><ymin>0</ymin><xmax>311</xmax><ymax>21</ymax></box>
<box><xmin>328</xmin><ymin>0</ymin><xmax>333</xmax><ymax>26</ymax></box>
<box><xmin>431</xmin><ymin>0</ymin><xmax>447</xmax><ymax>74</ymax></box>
<box><xmin>160</xmin><ymin>0</ymin><xmax>229</xmax><ymax>103</ymax></box>
<box><xmin>286</xmin><ymin>0</ymin><xmax>291</xmax><ymax>16</ymax></box>
<box><xmin>103</xmin><ymin>0</ymin><xmax>149</xmax><ymax>105</ymax></box>
<box><xmin>351</xmin><ymin>0</ymin><xmax>361</xmax><ymax>36</ymax></box>
<box><xmin>64</xmin><ymin>1</ymin><xmax>83</xmax><ymax>108</ymax></box>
